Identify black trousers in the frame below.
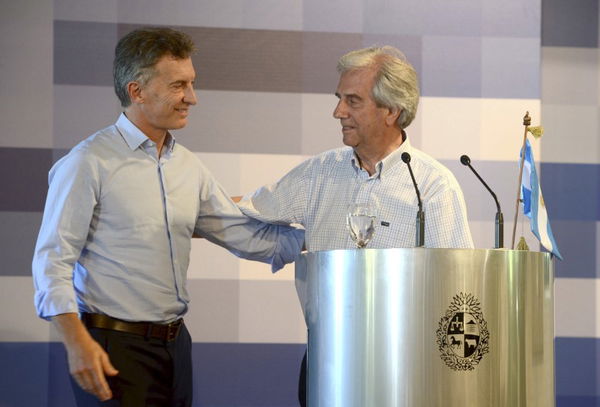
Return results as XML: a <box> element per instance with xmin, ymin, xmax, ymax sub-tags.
<box><xmin>298</xmin><ymin>349</ymin><xmax>307</xmax><ymax>407</ymax></box>
<box><xmin>71</xmin><ymin>323</ymin><xmax>193</xmax><ymax>407</ymax></box>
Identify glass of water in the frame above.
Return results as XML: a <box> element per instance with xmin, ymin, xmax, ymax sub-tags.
<box><xmin>347</xmin><ymin>203</ymin><xmax>377</xmax><ymax>248</ymax></box>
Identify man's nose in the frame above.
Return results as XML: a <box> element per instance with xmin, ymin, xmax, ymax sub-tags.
<box><xmin>184</xmin><ymin>84</ymin><xmax>197</xmax><ymax>105</ymax></box>
<box><xmin>333</xmin><ymin>100</ymin><xmax>347</xmax><ymax>119</ymax></box>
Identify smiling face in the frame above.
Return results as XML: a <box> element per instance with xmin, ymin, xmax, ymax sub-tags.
<box><xmin>333</xmin><ymin>67</ymin><xmax>397</xmax><ymax>158</ymax></box>
<box><xmin>126</xmin><ymin>55</ymin><xmax>197</xmax><ymax>141</ymax></box>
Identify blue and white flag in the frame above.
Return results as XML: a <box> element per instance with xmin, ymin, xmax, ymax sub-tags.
<box><xmin>520</xmin><ymin>139</ymin><xmax>562</xmax><ymax>259</ymax></box>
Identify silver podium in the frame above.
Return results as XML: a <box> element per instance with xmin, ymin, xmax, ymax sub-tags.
<box><xmin>295</xmin><ymin>248</ymin><xmax>554</xmax><ymax>407</ymax></box>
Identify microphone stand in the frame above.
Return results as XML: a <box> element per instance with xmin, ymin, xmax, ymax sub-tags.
<box><xmin>460</xmin><ymin>155</ymin><xmax>504</xmax><ymax>248</ymax></box>
<box><xmin>402</xmin><ymin>153</ymin><xmax>425</xmax><ymax>247</ymax></box>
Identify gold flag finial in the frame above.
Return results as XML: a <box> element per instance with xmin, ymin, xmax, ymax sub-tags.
<box><xmin>528</xmin><ymin>126</ymin><xmax>544</xmax><ymax>139</ymax></box>
<box><xmin>523</xmin><ymin>112</ymin><xmax>531</xmax><ymax>126</ymax></box>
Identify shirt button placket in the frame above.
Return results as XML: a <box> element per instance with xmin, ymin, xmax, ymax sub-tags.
<box><xmin>356</xmin><ymin>171</ymin><xmax>374</xmax><ymax>204</ymax></box>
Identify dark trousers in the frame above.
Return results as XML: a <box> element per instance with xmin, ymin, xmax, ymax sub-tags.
<box><xmin>71</xmin><ymin>323</ymin><xmax>193</xmax><ymax>407</ymax></box>
<box><xmin>298</xmin><ymin>349</ymin><xmax>307</xmax><ymax>407</ymax></box>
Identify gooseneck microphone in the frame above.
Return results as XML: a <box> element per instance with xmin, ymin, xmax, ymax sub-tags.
<box><xmin>460</xmin><ymin>155</ymin><xmax>504</xmax><ymax>248</ymax></box>
<box><xmin>401</xmin><ymin>152</ymin><xmax>425</xmax><ymax>247</ymax></box>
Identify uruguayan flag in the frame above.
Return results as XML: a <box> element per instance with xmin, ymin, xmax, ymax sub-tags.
<box><xmin>521</xmin><ymin>139</ymin><xmax>562</xmax><ymax>259</ymax></box>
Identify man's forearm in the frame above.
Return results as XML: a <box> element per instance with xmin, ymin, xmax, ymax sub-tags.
<box><xmin>52</xmin><ymin>313</ymin><xmax>90</xmax><ymax>345</ymax></box>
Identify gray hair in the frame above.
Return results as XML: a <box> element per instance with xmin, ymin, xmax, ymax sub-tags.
<box><xmin>113</xmin><ymin>27</ymin><xmax>196</xmax><ymax>107</ymax></box>
<box><xmin>337</xmin><ymin>46</ymin><xmax>419</xmax><ymax>129</ymax></box>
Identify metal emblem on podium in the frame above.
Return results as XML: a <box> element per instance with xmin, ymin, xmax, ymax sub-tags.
<box><xmin>437</xmin><ymin>292</ymin><xmax>489</xmax><ymax>371</ymax></box>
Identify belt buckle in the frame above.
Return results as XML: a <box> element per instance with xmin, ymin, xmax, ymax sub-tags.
<box><xmin>166</xmin><ymin>320</ymin><xmax>181</xmax><ymax>342</ymax></box>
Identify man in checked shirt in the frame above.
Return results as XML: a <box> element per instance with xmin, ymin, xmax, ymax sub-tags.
<box><xmin>237</xmin><ymin>45</ymin><xmax>474</xmax><ymax>406</ymax></box>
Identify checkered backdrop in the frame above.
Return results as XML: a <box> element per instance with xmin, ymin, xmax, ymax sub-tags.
<box><xmin>0</xmin><ymin>0</ymin><xmax>597</xmax><ymax>405</ymax></box>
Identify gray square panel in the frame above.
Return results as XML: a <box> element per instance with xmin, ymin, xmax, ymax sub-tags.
<box><xmin>238</xmin><ymin>280</ymin><xmax>306</xmax><ymax>343</ymax></box>
<box><xmin>363</xmin><ymin>0</ymin><xmax>482</xmax><ymax>37</ymax></box>
<box><xmin>0</xmin><ymin>148</ymin><xmax>53</xmax><ymax>212</ymax></box>
<box><xmin>53</xmin><ymin>85</ymin><xmax>122</xmax><ymax>149</ymax></box>
<box><xmin>302</xmin><ymin>31</ymin><xmax>363</xmax><ymax>93</ymax></box>
<box><xmin>541</xmin><ymin>47</ymin><xmax>599</xmax><ymax>106</ymax></box>
<box><xmin>0</xmin><ymin>1</ymin><xmax>53</xmax><ymax>148</ymax></box>
<box><xmin>0</xmin><ymin>276</ymin><xmax>51</xmax><ymax>341</ymax></box>
<box><xmin>186</xmin><ymin>279</ymin><xmax>240</xmax><ymax>342</ymax></box>
<box><xmin>54</xmin><ymin>20</ymin><xmax>118</xmax><ymax>87</ymax></box>
<box><xmin>117</xmin><ymin>0</ymin><xmax>243</xmax><ymax>29</ymax></box>
<box><xmin>303</xmin><ymin>0</ymin><xmax>363</xmax><ymax>33</ymax></box>
<box><xmin>180</xmin><ymin>90</ymin><xmax>303</xmax><ymax>155</ymax></box>
<box><xmin>421</xmin><ymin>36</ymin><xmax>482</xmax><ymax>97</ymax></box>
<box><xmin>540</xmin><ymin>103</ymin><xmax>600</xmax><ymax>164</ymax></box>
<box><xmin>552</xmin><ymin>220</ymin><xmax>597</xmax><ymax>278</ymax></box>
<box><xmin>185</xmin><ymin>26</ymin><xmax>303</xmax><ymax>93</ymax></box>
<box><xmin>482</xmin><ymin>37</ymin><xmax>540</xmax><ymax>99</ymax></box>
<box><xmin>54</xmin><ymin>0</ymin><xmax>119</xmax><ymax>23</ymax></box>
<box><xmin>482</xmin><ymin>0</ymin><xmax>541</xmax><ymax>38</ymax></box>
<box><xmin>0</xmin><ymin>212</ymin><xmax>43</xmax><ymax>276</ymax></box>
<box><xmin>241</xmin><ymin>0</ymin><xmax>302</xmax><ymax>30</ymax></box>
<box><xmin>542</xmin><ymin>0</ymin><xmax>599</xmax><ymax>47</ymax></box>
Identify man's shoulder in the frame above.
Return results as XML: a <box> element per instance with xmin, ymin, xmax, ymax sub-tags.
<box><xmin>286</xmin><ymin>147</ymin><xmax>353</xmax><ymax>179</ymax></box>
<box><xmin>70</xmin><ymin>124</ymin><xmax>122</xmax><ymax>156</ymax></box>
<box><xmin>271</xmin><ymin>147</ymin><xmax>352</xmax><ymax>184</ymax></box>
<box><xmin>51</xmin><ymin>125</ymin><xmax>122</xmax><ymax>172</ymax></box>
<box><xmin>309</xmin><ymin>146</ymin><xmax>353</xmax><ymax>166</ymax></box>
<box><xmin>410</xmin><ymin>147</ymin><xmax>451</xmax><ymax>174</ymax></box>
<box><xmin>408</xmin><ymin>147</ymin><xmax>460</xmax><ymax>189</ymax></box>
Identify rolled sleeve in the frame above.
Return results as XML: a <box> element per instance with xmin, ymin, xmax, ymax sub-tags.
<box><xmin>32</xmin><ymin>150</ymin><xmax>98</xmax><ymax>319</ymax></box>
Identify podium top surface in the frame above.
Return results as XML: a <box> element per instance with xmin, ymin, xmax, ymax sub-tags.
<box><xmin>299</xmin><ymin>247</ymin><xmax>553</xmax><ymax>261</ymax></box>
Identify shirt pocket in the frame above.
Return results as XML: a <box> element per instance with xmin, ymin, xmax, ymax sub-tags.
<box><xmin>373</xmin><ymin>211</ymin><xmax>416</xmax><ymax>248</ymax></box>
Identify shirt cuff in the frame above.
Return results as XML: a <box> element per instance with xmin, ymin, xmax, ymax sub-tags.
<box><xmin>271</xmin><ymin>228</ymin><xmax>305</xmax><ymax>273</ymax></box>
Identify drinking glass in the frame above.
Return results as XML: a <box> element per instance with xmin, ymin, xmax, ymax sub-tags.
<box><xmin>347</xmin><ymin>203</ymin><xmax>377</xmax><ymax>248</ymax></box>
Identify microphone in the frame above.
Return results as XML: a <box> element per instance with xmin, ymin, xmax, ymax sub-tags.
<box><xmin>460</xmin><ymin>155</ymin><xmax>504</xmax><ymax>248</ymax></box>
<box><xmin>401</xmin><ymin>152</ymin><xmax>425</xmax><ymax>247</ymax></box>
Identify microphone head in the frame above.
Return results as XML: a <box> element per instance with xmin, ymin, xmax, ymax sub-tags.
<box><xmin>401</xmin><ymin>152</ymin><xmax>411</xmax><ymax>163</ymax></box>
<box><xmin>460</xmin><ymin>155</ymin><xmax>471</xmax><ymax>166</ymax></box>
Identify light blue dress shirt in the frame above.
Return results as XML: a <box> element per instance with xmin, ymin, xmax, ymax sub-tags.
<box><xmin>33</xmin><ymin>114</ymin><xmax>304</xmax><ymax>323</ymax></box>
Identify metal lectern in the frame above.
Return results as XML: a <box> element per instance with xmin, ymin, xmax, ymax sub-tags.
<box><xmin>295</xmin><ymin>248</ymin><xmax>554</xmax><ymax>407</ymax></box>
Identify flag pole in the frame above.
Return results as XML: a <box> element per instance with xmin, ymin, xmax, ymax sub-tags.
<box><xmin>511</xmin><ymin>112</ymin><xmax>531</xmax><ymax>249</ymax></box>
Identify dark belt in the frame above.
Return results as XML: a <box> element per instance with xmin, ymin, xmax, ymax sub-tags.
<box><xmin>81</xmin><ymin>313</ymin><xmax>183</xmax><ymax>342</ymax></box>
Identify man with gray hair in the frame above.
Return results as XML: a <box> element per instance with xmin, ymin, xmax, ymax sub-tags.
<box><xmin>32</xmin><ymin>27</ymin><xmax>303</xmax><ymax>406</ymax></box>
<box><xmin>237</xmin><ymin>46</ymin><xmax>473</xmax><ymax>405</ymax></box>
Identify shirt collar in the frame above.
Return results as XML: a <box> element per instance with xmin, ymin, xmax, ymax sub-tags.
<box><xmin>379</xmin><ymin>137</ymin><xmax>412</xmax><ymax>178</ymax></box>
<box><xmin>115</xmin><ymin>113</ymin><xmax>176</xmax><ymax>153</ymax></box>
<box><xmin>350</xmin><ymin>131</ymin><xmax>413</xmax><ymax>179</ymax></box>
<box><xmin>163</xmin><ymin>132</ymin><xmax>176</xmax><ymax>153</ymax></box>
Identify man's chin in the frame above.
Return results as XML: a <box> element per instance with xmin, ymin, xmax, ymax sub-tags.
<box><xmin>170</xmin><ymin>120</ymin><xmax>188</xmax><ymax>130</ymax></box>
<box><xmin>342</xmin><ymin>134</ymin><xmax>357</xmax><ymax>148</ymax></box>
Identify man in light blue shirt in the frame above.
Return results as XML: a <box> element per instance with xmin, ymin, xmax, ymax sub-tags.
<box><xmin>32</xmin><ymin>27</ymin><xmax>303</xmax><ymax>406</ymax></box>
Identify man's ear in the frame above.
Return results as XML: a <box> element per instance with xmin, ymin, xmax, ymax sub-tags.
<box><xmin>385</xmin><ymin>107</ymin><xmax>402</xmax><ymax>127</ymax></box>
<box><xmin>127</xmin><ymin>81</ymin><xmax>143</xmax><ymax>104</ymax></box>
